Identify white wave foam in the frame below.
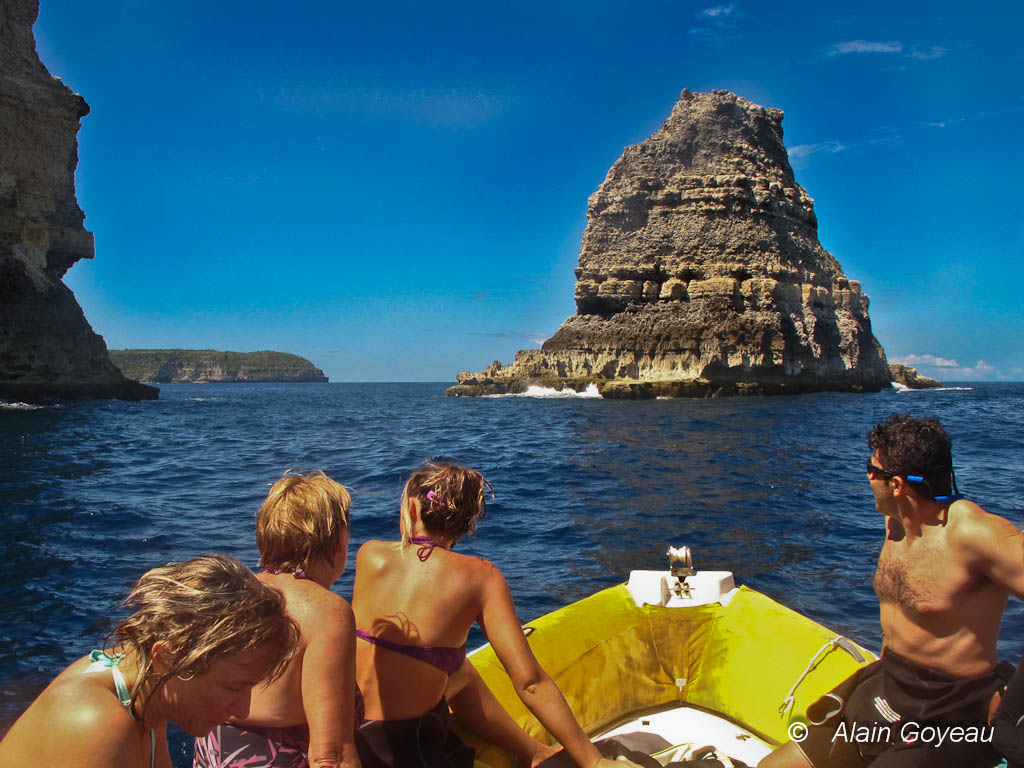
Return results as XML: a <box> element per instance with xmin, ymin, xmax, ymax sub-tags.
<box><xmin>484</xmin><ymin>383</ymin><xmax>602</xmax><ymax>399</ymax></box>
<box><xmin>0</xmin><ymin>401</ymin><xmax>49</xmax><ymax>410</ymax></box>
<box><xmin>891</xmin><ymin>383</ymin><xmax>973</xmax><ymax>393</ymax></box>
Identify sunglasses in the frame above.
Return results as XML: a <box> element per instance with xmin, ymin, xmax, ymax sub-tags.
<box><xmin>865</xmin><ymin>460</ymin><xmax>964</xmax><ymax>503</ymax></box>
<box><xmin>866</xmin><ymin>460</ymin><xmax>899</xmax><ymax>479</ymax></box>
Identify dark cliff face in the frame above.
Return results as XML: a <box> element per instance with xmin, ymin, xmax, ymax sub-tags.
<box><xmin>449</xmin><ymin>90</ymin><xmax>892</xmax><ymax>398</ymax></box>
<box><xmin>0</xmin><ymin>0</ymin><xmax>156</xmax><ymax>401</ymax></box>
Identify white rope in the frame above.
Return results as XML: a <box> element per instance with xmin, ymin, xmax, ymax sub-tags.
<box><xmin>778</xmin><ymin>636</ymin><xmax>856</xmax><ymax>715</ymax></box>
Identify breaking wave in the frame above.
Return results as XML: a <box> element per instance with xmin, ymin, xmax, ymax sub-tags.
<box><xmin>0</xmin><ymin>401</ymin><xmax>51</xmax><ymax>410</ymax></box>
<box><xmin>892</xmin><ymin>383</ymin><xmax>973</xmax><ymax>393</ymax></box>
<box><xmin>484</xmin><ymin>383</ymin><xmax>602</xmax><ymax>399</ymax></box>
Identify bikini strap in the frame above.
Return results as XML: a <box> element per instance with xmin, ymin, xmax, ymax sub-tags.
<box><xmin>88</xmin><ymin>650</ymin><xmax>133</xmax><ymax>713</ymax></box>
<box><xmin>87</xmin><ymin>651</ymin><xmax>155</xmax><ymax>768</ymax></box>
<box><xmin>268</xmin><ymin>567</ymin><xmax>309</xmax><ymax>579</ymax></box>
<box><xmin>409</xmin><ymin>535</ymin><xmax>437</xmax><ymax>562</ymax></box>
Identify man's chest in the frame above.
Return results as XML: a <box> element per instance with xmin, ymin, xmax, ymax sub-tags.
<box><xmin>873</xmin><ymin>536</ymin><xmax>979</xmax><ymax>615</ymax></box>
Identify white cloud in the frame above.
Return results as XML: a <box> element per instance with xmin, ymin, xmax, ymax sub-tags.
<box><xmin>909</xmin><ymin>45</ymin><xmax>949</xmax><ymax>60</ymax></box>
<box><xmin>890</xmin><ymin>354</ymin><xmax>960</xmax><ymax>368</ymax></box>
<box><xmin>891</xmin><ymin>356</ymin><xmax>1007</xmax><ymax>381</ymax></box>
<box><xmin>945</xmin><ymin>361</ymin><xmax>998</xmax><ymax>381</ymax></box>
<box><xmin>925</xmin><ymin>104</ymin><xmax>1024</xmax><ymax>130</ymax></box>
<box><xmin>689</xmin><ymin>2</ymin><xmax>742</xmax><ymax>45</ymax></box>
<box><xmin>700</xmin><ymin>4</ymin><xmax>735</xmax><ymax>19</ymax></box>
<box><xmin>789</xmin><ymin>103</ymin><xmax>1020</xmax><ymax>165</ymax></box>
<box><xmin>828</xmin><ymin>40</ymin><xmax>903</xmax><ymax>56</ymax></box>
<box><xmin>687</xmin><ymin>26</ymin><xmax>737</xmax><ymax>46</ymax></box>
<box><xmin>789</xmin><ymin>140</ymin><xmax>848</xmax><ymax>158</ymax></box>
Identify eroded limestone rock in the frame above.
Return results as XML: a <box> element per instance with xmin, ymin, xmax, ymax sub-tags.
<box><xmin>449</xmin><ymin>90</ymin><xmax>892</xmax><ymax>398</ymax></box>
<box><xmin>0</xmin><ymin>0</ymin><xmax>155</xmax><ymax>401</ymax></box>
<box><xmin>888</xmin><ymin>363</ymin><xmax>941</xmax><ymax>390</ymax></box>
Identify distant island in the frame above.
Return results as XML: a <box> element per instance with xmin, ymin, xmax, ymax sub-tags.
<box><xmin>110</xmin><ymin>350</ymin><xmax>328</xmax><ymax>383</ymax></box>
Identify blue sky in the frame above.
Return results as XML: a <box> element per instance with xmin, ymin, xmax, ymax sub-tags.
<box><xmin>35</xmin><ymin>0</ymin><xmax>1023</xmax><ymax>382</ymax></box>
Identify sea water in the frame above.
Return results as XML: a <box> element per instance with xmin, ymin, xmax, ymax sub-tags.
<box><xmin>2</xmin><ymin>381</ymin><xmax>1023</xmax><ymax>763</ymax></box>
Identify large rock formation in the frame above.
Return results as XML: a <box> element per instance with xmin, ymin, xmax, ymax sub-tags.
<box><xmin>888</xmin><ymin>363</ymin><xmax>941</xmax><ymax>390</ymax></box>
<box><xmin>448</xmin><ymin>90</ymin><xmax>892</xmax><ymax>398</ymax></box>
<box><xmin>0</xmin><ymin>0</ymin><xmax>156</xmax><ymax>401</ymax></box>
<box><xmin>110</xmin><ymin>349</ymin><xmax>329</xmax><ymax>383</ymax></box>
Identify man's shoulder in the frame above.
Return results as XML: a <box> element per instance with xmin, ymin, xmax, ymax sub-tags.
<box><xmin>947</xmin><ymin>499</ymin><xmax>1024</xmax><ymax>562</ymax></box>
<box><xmin>948</xmin><ymin>499</ymin><xmax>1017</xmax><ymax>535</ymax></box>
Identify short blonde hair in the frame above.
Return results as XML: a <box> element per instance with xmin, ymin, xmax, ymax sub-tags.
<box><xmin>400</xmin><ymin>461</ymin><xmax>492</xmax><ymax>547</ymax></box>
<box><xmin>110</xmin><ymin>554</ymin><xmax>298</xmax><ymax>716</ymax></box>
<box><xmin>256</xmin><ymin>470</ymin><xmax>352</xmax><ymax>573</ymax></box>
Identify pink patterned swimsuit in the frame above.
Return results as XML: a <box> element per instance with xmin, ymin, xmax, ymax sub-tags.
<box><xmin>193</xmin><ymin>722</ymin><xmax>311</xmax><ymax>768</ymax></box>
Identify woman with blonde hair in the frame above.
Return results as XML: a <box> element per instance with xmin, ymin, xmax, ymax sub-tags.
<box><xmin>194</xmin><ymin>470</ymin><xmax>361</xmax><ymax>768</ymax></box>
<box><xmin>352</xmin><ymin>461</ymin><xmax>631</xmax><ymax>768</ymax></box>
<box><xmin>0</xmin><ymin>554</ymin><xmax>299</xmax><ymax>768</ymax></box>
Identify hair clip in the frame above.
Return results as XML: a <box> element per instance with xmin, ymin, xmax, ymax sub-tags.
<box><xmin>426</xmin><ymin>490</ymin><xmax>440</xmax><ymax>505</ymax></box>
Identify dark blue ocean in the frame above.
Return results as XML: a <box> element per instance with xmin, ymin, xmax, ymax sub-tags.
<box><xmin>2</xmin><ymin>382</ymin><xmax>1023</xmax><ymax>764</ymax></box>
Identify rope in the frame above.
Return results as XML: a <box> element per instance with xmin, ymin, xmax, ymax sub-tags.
<box><xmin>778</xmin><ymin>636</ymin><xmax>865</xmax><ymax>715</ymax></box>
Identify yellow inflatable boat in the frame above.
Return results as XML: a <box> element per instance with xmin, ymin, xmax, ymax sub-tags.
<box><xmin>461</xmin><ymin>548</ymin><xmax>876</xmax><ymax>767</ymax></box>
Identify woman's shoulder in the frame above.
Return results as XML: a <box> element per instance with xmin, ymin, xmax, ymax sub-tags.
<box><xmin>3</xmin><ymin>661</ymin><xmax>143</xmax><ymax>765</ymax></box>
<box><xmin>355</xmin><ymin>539</ymin><xmax>399</xmax><ymax>568</ymax></box>
<box><xmin>450</xmin><ymin>550</ymin><xmax>500</xmax><ymax>575</ymax></box>
<box><xmin>433</xmin><ymin>551</ymin><xmax>504</xmax><ymax>599</ymax></box>
<box><xmin>288</xmin><ymin>580</ymin><xmax>353</xmax><ymax>628</ymax></box>
<box><xmin>358</xmin><ymin>538</ymin><xmax>395</xmax><ymax>552</ymax></box>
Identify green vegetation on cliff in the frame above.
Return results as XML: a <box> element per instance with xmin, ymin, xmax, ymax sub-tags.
<box><xmin>109</xmin><ymin>349</ymin><xmax>328</xmax><ymax>383</ymax></box>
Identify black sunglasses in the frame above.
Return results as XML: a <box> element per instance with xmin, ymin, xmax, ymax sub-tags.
<box><xmin>865</xmin><ymin>460</ymin><xmax>963</xmax><ymax>502</ymax></box>
<box><xmin>866</xmin><ymin>459</ymin><xmax>899</xmax><ymax>479</ymax></box>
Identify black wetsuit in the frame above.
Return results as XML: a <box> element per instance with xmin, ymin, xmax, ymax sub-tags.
<box><xmin>796</xmin><ymin>648</ymin><xmax>1002</xmax><ymax>768</ymax></box>
<box><xmin>993</xmin><ymin>657</ymin><xmax>1024</xmax><ymax>768</ymax></box>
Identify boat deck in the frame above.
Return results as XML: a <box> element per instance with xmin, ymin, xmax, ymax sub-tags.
<box><xmin>597</xmin><ymin>704</ymin><xmax>773</xmax><ymax>767</ymax></box>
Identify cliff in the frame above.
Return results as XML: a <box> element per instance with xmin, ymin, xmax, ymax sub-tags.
<box><xmin>0</xmin><ymin>0</ymin><xmax>156</xmax><ymax>402</ymax></box>
<box><xmin>448</xmin><ymin>90</ymin><xmax>892</xmax><ymax>398</ymax></box>
<box><xmin>110</xmin><ymin>350</ymin><xmax>329</xmax><ymax>383</ymax></box>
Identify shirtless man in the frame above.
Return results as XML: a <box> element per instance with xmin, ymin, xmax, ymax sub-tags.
<box><xmin>760</xmin><ymin>413</ymin><xmax>1024</xmax><ymax>768</ymax></box>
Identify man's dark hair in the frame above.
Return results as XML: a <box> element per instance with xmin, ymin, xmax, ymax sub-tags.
<box><xmin>868</xmin><ymin>413</ymin><xmax>954</xmax><ymax>496</ymax></box>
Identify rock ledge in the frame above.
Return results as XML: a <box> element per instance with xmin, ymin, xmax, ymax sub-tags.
<box><xmin>888</xmin><ymin>364</ymin><xmax>942</xmax><ymax>390</ymax></box>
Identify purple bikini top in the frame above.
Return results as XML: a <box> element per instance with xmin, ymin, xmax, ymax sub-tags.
<box><xmin>355</xmin><ymin>629</ymin><xmax>466</xmax><ymax>675</ymax></box>
<box><xmin>410</xmin><ymin>535</ymin><xmax>438</xmax><ymax>562</ymax></box>
<box><xmin>354</xmin><ymin>535</ymin><xmax>465</xmax><ymax>675</ymax></box>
